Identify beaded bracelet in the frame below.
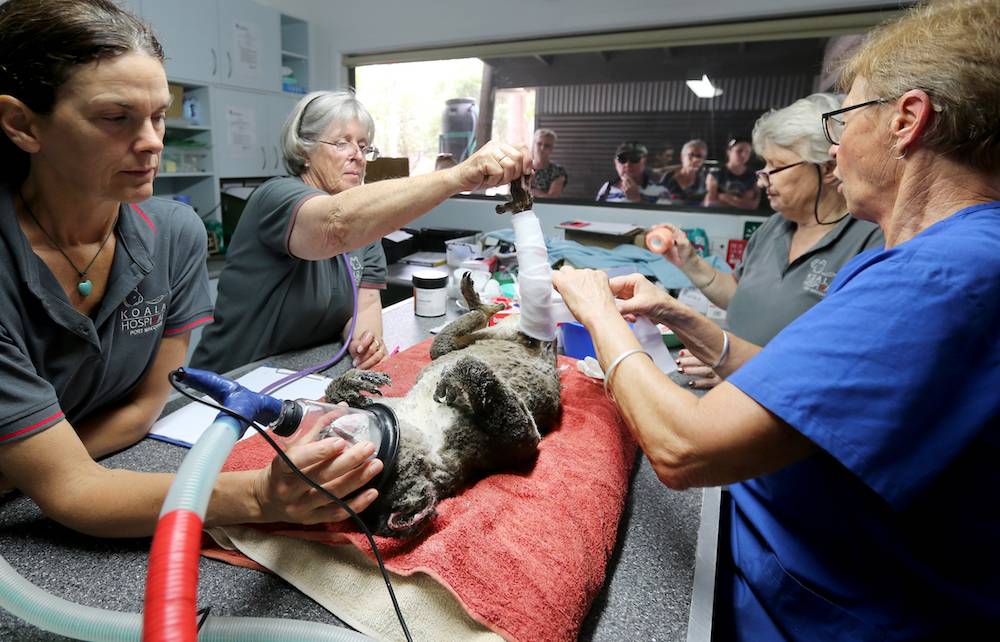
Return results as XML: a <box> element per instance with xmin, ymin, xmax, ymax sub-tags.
<box><xmin>603</xmin><ymin>348</ymin><xmax>650</xmax><ymax>402</ymax></box>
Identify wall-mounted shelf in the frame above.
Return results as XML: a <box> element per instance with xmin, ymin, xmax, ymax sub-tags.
<box><xmin>280</xmin><ymin>14</ymin><xmax>309</xmax><ymax>94</ymax></box>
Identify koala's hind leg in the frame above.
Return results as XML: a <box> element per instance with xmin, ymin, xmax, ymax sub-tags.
<box><xmin>433</xmin><ymin>355</ymin><xmax>541</xmax><ymax>462</ymax></box>
<box><xmin>430</xmin><ymin>273</ymin><xmax>505</xmax><ymax>359</ymax></box>
<box><xmin>325</xmin><ymin>369</ymin><xmax>392</xmax><ymax>408</ymax></box>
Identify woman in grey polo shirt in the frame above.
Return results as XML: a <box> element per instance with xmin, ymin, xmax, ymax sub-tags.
<box><xmin>654</xmin><ymin>94</ymin><xmax>883</xmax><ymax>388</ymax></box>
<box><xmin>192</xmin><ymin>89</ymin><xmax>529</xmax><ymax>374</ymax></box>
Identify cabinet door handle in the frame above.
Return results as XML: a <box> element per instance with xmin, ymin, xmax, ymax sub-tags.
<box><xmin>226</xmin><ymin>51</ymin><xmax>233</xmax><ymax>78</ymax></box>
<box><xmin>261</xmin><ymin>146</ymin><xmax>267</xmax><ymax>170</ymax></box>
<box><xmin>210</xmin><ymin>48</ymin><xmax>217</xmax><ymax>77</ymax></box>
<box><xmin>272</xmin><ymin>145</ymin><xmax>279</xmax><ymax>170</ymax></box>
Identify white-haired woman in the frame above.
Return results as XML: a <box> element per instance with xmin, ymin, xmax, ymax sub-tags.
<box><xmin>659</xmin><ymin>139</ymin><xmax>710</xmax><ymax>206</ymax></box>
<box><xmin>552</xmin><ymin>1</ymin><xmax>1000</xmax><ymax>638</ymax></box>
<box><xmin>655</xmin><ymin>94</ymin><xmax>882</xmax><ymax>388</ymax></box>
<box><xmin>192</xmin><ymin>90</ymin><xmax>528</xmax><ymax>373</ymax></box>
<box><xmin>529</xmin><ymin>128</ymin><xmax>567</xmax><ymax>198</ymax></box>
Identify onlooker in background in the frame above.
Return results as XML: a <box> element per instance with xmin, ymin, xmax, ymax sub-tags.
<box><xmin>652</xmin><ymin>94</ymin><xmax>882</xmax><ymax>387</ymax></box>
<box><xmin>434</xmin><ymin>153</ymin><xmax>457</xmax><ymax>171</ymax></box>
<box><xmin>659</xmin><ymin>139</ymin><xmax>710</xmax><ymax>207</ymax></box>
<box><xmin>596</xmin><ymin>141</ymin><xmax>667</xmax><ymax>204</ymax></box>
<box><xmin>529</xmin><ymin>128</ymin><xmax>567</xmax><ymax>198</ymax></box>
<box><xmin>704</xmin><ymin>138</ymin><xmax>760</xmax><ymax>209</ymax></box>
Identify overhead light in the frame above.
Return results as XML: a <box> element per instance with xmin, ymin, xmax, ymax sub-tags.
<box><xmin>686</xmin><ymin>74</ymin><xmax>723</xmax><ymax>98</ymax></box>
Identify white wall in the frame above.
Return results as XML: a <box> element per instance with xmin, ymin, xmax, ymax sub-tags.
<box><xmin>411</xmin><ymin>197</ymin><xmax>767</xmax><ymax>258</ymax></box>
<box><xmin>263</xmin><ymin>0</ymin><xmax>897</xmax><ymax>88</ymax></box>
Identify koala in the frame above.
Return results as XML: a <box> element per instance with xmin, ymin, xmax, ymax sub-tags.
<box><xmin>324</xmin><ymin>273</ymin><xmax>561</xmax><ymax>538</ymax></box>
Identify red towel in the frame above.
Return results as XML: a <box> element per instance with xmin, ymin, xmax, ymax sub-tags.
<box><xmin>204</xmin><ymin>339</ymin><xmax>637</xmax><ymax>642</ymax></box>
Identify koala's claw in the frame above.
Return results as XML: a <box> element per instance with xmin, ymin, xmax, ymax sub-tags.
<box><xmin>325</xmin><ymin>369</ymin><xmax>392</xmax><ymax>407</ymax></box>
<box><xmin>434</xmin><ymin>376</ymin><xmax>470</xmax><ymax>411</ymax></box>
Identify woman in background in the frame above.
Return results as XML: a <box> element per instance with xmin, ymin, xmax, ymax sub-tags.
<box><xmin>704</xmin><ymin>138</ymin><xmax>760</xmax><ymax>209</ymax></box>
<box><xmin>658</xmin><ymin>94</ymin><xmax>882</xmax><ymax>388</ymax></box>
<box><xmin>192</xmin><ymin>90</ymin><xmax>529</xmax><ymax>373</ymax></box>
<box><xmin>659</xmin><ymin>139</ymin><xmax>710</xmax><ymax>206</ymax></box>
<box><xmin>529</xmin><ymin>128</ymin><xmax>567</xmax><ymax>198</ymax></box>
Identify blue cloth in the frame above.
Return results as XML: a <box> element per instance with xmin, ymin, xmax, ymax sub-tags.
<box><xmin>486</xmin><ymin>229</ymin><xmax>730</xmax><ymax>289</ymax></box>
<box><xmin>726</xmin><ymin>202</ymin><xmax>1000</xmax><ymax>640</ymax></box>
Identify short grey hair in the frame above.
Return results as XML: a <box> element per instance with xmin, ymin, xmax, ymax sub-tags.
<box><xmin>682</xmin><ymin>139</ymin><xmax>707</xmax><ymax>155</ymax></box>
<box><xmin>752</xmin><ymin>93</ymin><xmax>844</xmax><ymax>164</ymax></box>
<box><xmin>281</xmin><ymin>89</ymin><xmax>376</xmax><ymax>176</ymax></box>
<box><xmin>534</xmin><ymin>128</ymin><xmax>557</xmax><ymax>142</ymax></box>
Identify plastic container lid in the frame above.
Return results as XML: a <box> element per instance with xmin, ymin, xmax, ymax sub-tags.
<box><xmin>412</xmin><ymin>269</ymin><xmax>448</xmax><ymax>289</ymax></box>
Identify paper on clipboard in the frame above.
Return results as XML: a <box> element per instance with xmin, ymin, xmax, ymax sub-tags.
<box><xmin>149</xmin><ymin>366</ymin><xmax>332</xmax><ymax>448</ymax></box>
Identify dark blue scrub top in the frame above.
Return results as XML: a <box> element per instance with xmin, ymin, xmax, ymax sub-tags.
<box><xmin>726</xmin><ymin>202</ymin><xmax>1000</xmax><ymax>640</ymax></box>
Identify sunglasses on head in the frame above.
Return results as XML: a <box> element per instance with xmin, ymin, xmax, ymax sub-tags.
<box><xmin>616</xmin><ymin>153</ymin><xmax>644</xmax><ymax>164</ymax></box>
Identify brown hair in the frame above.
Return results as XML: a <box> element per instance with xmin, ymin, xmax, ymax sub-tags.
<box><xmin>840</xmin><ymin>0</ymin><xmax>1000</xmax><ymax>173</ymax></box>
<box><xmin>0</xmin><ymin>0</ymin><xmax>163</xmax><ymax>184</ymax></box>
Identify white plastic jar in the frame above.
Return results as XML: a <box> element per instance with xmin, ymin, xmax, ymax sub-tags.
<box><xmin>412</xmin><ymin>269</ymin><xmax>449</xmax><ymax>317</ymax></box>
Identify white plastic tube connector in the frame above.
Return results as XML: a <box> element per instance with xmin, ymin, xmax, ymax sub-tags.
<box><xmin>512</xmin><ymin>210</ymin><xmax>573</xmax><ymax>341</ymax></box>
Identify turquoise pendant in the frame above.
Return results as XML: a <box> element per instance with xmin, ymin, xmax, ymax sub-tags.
<box><xmin>77</xmin><ymin>279</ymin><xmax>93</xmax><ymax>297</ymax></box>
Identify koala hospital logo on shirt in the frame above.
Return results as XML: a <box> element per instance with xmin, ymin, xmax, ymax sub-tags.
<box><xmin>120</xmin><ymin>288</ymin><xmax>167</xmax><ymax>335</ymax></box>
<box><xmin>802</xmin><ymin>258</ymin><xmax>836</xmax><ymax>297</ymax></box>
<box><xmin>350</xmin><ymin>255</ymin><xmax>364</xmax><ymax>287</ymax></box>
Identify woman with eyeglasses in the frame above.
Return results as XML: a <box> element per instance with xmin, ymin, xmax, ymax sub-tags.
<box><xmin>653</xmin><ymin>94</ymin><xmax>882</xmax><ymax>388</ymax></box>
<box><xmin>191</xmin><ymin>89</ymin><xmax>529</xmax><ymax>373</ymax></box>
<box><xmin>658</xmin><ymin>139</ymin><xmax>711</xmax><ymax>206</ymax></box>
<box><xmin>552</xmin><ymin>2</ymin><xmax>1000</xmax><ymax>639</ymax></box>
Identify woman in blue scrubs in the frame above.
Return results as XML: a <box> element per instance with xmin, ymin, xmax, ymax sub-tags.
<box><xmin>552</xmin><ymin>1</ymin><xmax>1000</xmax><ymax>639</ymax></box>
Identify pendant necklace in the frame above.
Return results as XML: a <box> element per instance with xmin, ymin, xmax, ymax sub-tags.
<box><xmin>19</xmin><ymin>191</ymin><xmax>118</xmax><ymax>297</ymax></box>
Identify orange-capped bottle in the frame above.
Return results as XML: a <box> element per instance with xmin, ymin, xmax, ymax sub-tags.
<box><xmin>645</xmin><ymin>228</ymin><xmax>674</xmax><ymax>253</ymax></box>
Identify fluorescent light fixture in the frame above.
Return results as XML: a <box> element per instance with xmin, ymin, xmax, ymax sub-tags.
<box><xmin>686</xmin><ymin>74</ymin><xmax>723</xmax><ymax>98</ymax></box>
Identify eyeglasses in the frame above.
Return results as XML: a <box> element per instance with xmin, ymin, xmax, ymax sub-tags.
<box><xmin>616</xmin><ymin>153</ymin><xmax>644</xmax><ymax>164</ymax></box>
<box><xmin>821</xmin><ymin>98</ymin><xmax>887</xmax><ymax>145</ymax></box>
<box><xmin>309</xmin><ymin>138</ymin><xmax>380</xmax><ymax>161</ymax></box>
<box><xmin>686</xmin><ymin>152</ymin><xmax>706</xmax><ymax>159</ymax></box>
<box><xmin>755</xmin><ymin>160</ymin><xmax>807</xmax><ymax>187</ymax></box>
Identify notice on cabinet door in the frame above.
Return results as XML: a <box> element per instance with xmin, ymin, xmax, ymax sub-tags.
<box><xmin>226</xmin><ymin>106</ymin><xmax>257</xmax><ymax>158</ymax></box>
<box><xmin>232</xmin><ymin>20</ymin><xmax>261</xmax><ymax>78</ymax></box>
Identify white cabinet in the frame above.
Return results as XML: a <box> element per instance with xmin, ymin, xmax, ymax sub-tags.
<box><xmin>142</xmin><ymin>0</ymin><xmax>220</xmax><ymax>84</ymax></box>
<box><xmin>267</xmin><ymin>94</ymin><xmax>301</xmax><ymax>176</ymax></box>
<box><xmin>141</xmin><ymin>0</ymin><xmax>281</xmax><ymax>92</ymax></box>
<box><xmin>211</xmin><ymin>87</ymin><xmax>270</xmax><ymax>178</ymax></box>
<box><xmin>216</xmin><ymin>0</ymin><xmax>281</xmax><ymax>92</ymax></box>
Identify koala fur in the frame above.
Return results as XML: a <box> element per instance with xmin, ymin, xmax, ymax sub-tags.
<box><xmin>324</xmin><ymin>273</ymin><xmax>561</xmax><ymax>538</ymax></box>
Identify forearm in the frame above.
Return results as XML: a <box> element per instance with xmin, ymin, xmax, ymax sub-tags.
<box><xmin>660</xmin><ymin>303</ymin><xmax>760</xmax><ymax>378</ymax></box>
<box><xmin>680</xmin><ymin>255</ymin><xmax>738</xmax><ymax>308</ymax></box>
<box><xmin>346</xmin><ymin>288</ymin><xmax>384</xmax><ymax>340</ymax></box>
<box><xmin>586</xmin><ymin>312</ymin><xmax>703</xmax><ymax>488</ymax></box>
<box><xmin>75</xmin><ymin>397</ymin><xmax>166</xmax><ymax>459</ymax></box>
<box><xmin>296</xmin><ymin>170</ymin><xmax>464</xmax><ymax>260</ymax></box>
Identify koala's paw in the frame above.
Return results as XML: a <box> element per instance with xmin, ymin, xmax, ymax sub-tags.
<box><xmin>433</xmin><ymin>374</ymin><xmax>471</xmax><ymax>411</ymax></box>
<box><xmin>325</xmin><ymin>369</ymin><xmax>392</xmax><ymax>407</ymax></box>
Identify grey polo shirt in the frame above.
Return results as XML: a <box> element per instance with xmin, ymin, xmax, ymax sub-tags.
<box><xmin>0</xmin><ymin>188</ymin><xmax>213</xmax><ymax>443</ymax></box>
<box><xmin>191</xmin><ymin>177</ymin><xmax>387</xmax><ymax>374</ymax></box>
<box><xmin>727</xmin><ymin>213</ymin><xmax>883</xmax><ymax>346</ymax></box>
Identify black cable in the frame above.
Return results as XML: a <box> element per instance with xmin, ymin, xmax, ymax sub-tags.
<box><xmin>168</xmin><ymin>373</ymin><xmax>414</xmax><ymax>642</ymax></box>
<box><xmin>813</xmin><ymin>164</ymin><xmax>849</xmax><ymax>226</ymax></box>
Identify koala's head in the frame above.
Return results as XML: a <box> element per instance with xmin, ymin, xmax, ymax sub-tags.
<box><xmin>363</xmin><ymin>445</ymin><xmax>439</xmax><ymax>538</ymax></box>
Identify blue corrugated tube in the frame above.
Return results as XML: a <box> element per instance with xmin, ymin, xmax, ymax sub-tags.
<box><xmin>0</xmin><ymin>367</ymin><xmax>376</xmax><ymax>642</ymax></box>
